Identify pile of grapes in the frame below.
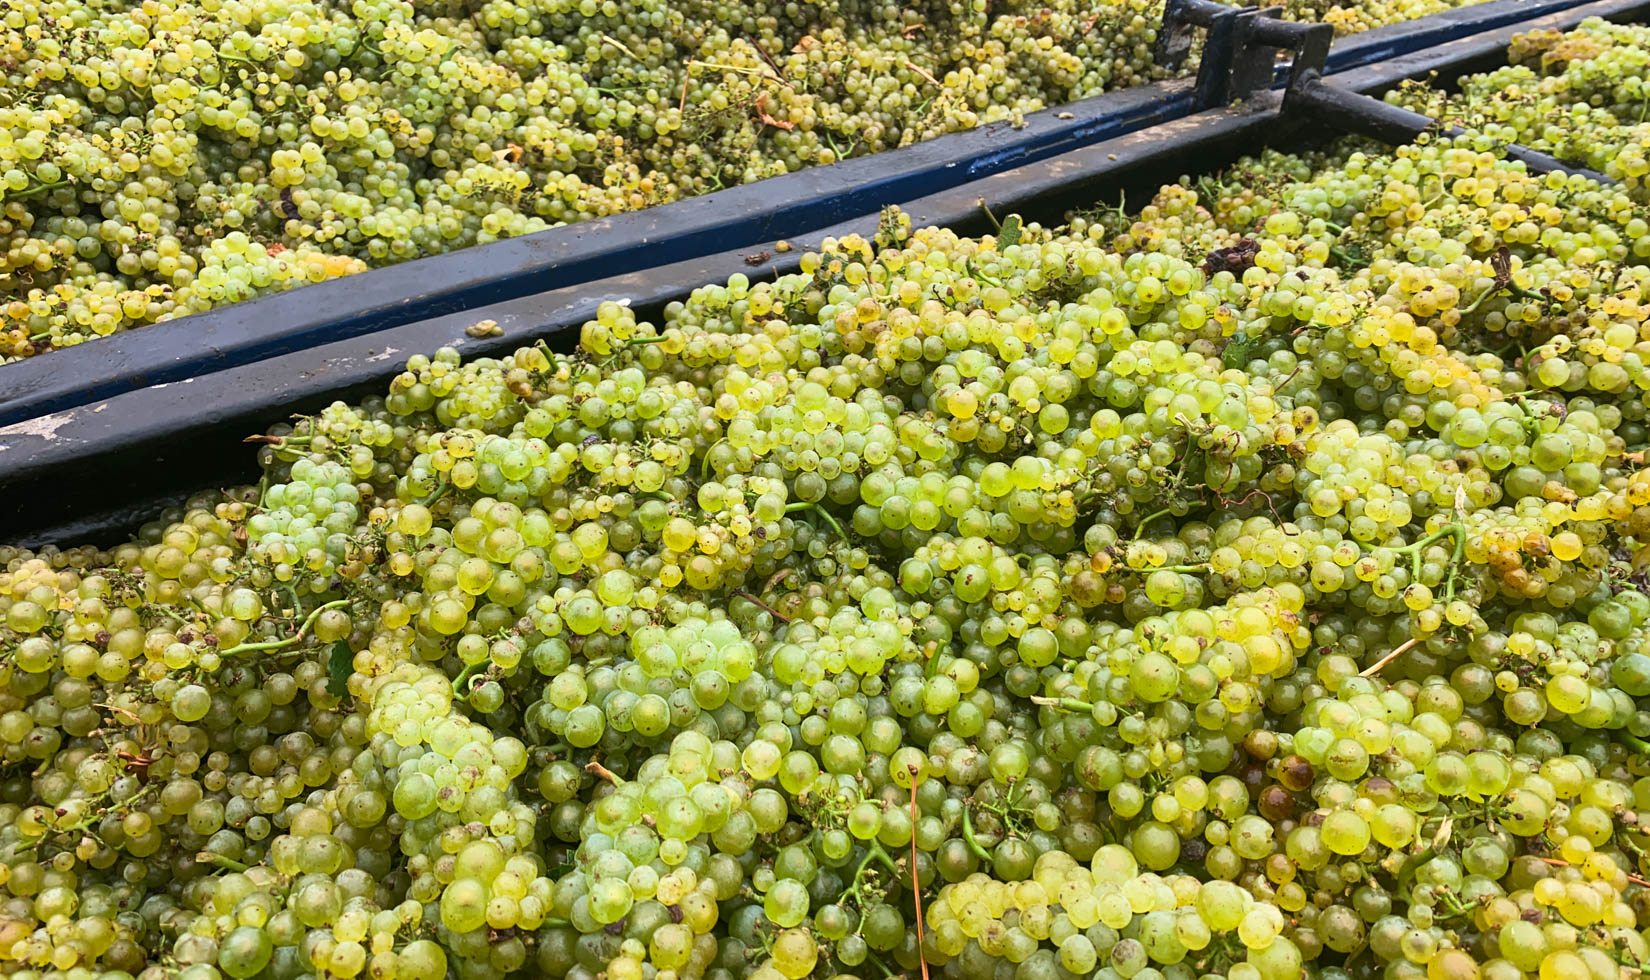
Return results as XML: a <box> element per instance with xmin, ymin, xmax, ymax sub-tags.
<box><xmin>0</xmin><ymin>0</ymin><xmax>1500</xmax><ymax>361</ymax></box>
<box><xmin>1391</xmin><ymin>18</ymin><xmax>1650</xmax><ymax>198</ymax></box>
<box><xmin>11</xmin><ymin>20</ymin><xmax>1650</xmax><ymax>977</ymax></box>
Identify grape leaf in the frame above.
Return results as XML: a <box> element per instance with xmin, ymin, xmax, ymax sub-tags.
<box><xmin>999</xmin><ymin>213</ymin><xmax>1022</xmax><ymax>248</ymax></box>
<box><xmin>328</xmin><ymin>640</ymin><xmax>352</xmax><ymax>698</ymax></box>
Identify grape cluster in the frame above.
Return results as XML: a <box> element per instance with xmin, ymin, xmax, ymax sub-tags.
<box><xmin>12</xmin><ymin>90</ymin><xmax>1650</xmax><ymax>980</ymax></box>
<box><xmin>1392</xmin><ymin>19</ymin><xmax>1650</xmax><ymax>200</ymax></box>
<box><xmin>0</xmin><ymin>0</ymin><xmax>1514</xmax><ymax>360</ymax></box>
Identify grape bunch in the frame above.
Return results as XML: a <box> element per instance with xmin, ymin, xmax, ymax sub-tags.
<box><xmin>0</xmin><ymin>0</ymin><xmax>1512</xmax><ymax>360</ymax></box>
<box><xmin>11</xmin><ymin>90</ymin><xmax>1650</xmax><ymax>980</ymax></box>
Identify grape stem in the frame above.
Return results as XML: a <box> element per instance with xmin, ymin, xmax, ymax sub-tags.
<box><xmin>865</xmin><ymin>952</ymin><xmax>898</xmax><ymax>979</ymax></box>
<box><xmin>965</xmin><ymin>258</ymin><xmax>1003</xmax><ymax>287</ymax></box>
<box><xmin>785</xmin><ymin>500</ymin><xmax>846</xmax><ymax>539</ymax></box>
<box><xmin>1386</xmin><ymin>522</ymin><xmax>1467</xmax><ymax>596</ymax></box>
<box><xmin>741</xmin><ymin>30</ymin><xmax>787</xmax><ymax>80</ymax></box>
<box><xmin>1615</xmin><ymin>816</ymin><xmax>1650</xmax><ymax>871</ymax></box>
<box><xmin>420</xmin><ymin>480</ymin><xmax>452</xmax><ymax>508</ymax></box>
<box><xmin>95</xmin><ymin>701</ymin><xmax>143</xmax><ymax>725</ymax></box>
<box><xmin>1615</xmin><ymin>730</ymin><xmax>1650</xmax><ymax>759</ymax></box>
<box><xmin>1358</xmin><ymin>637</ymin><xmax>1419</xmax><ymax>677</ymax></box>
<box><xmin>219</xmin><ymin>599</ymin><xmax>347</xmax><ymax>656</ymax></box>
<box><xmin>977</xmin><ymin>197</ymin><xmax>1002</xmax><ymax>234</ymax></box>
<box><xmin>599</xmin><ymin>34</ymin><xmax>644</xmax><ymax>63</ymax></box>
<box><xmin>901</xmin><ymin>774</ymin><xmax>932</xmax><ymax>980</ymax></box>
<box><xmin>451</xmin><ymin>661</ymin><xmax>484</xmax><ymax>696</ymax></box>
<box><xmin>9</xmin><ymin>178</ymin><xmax>69</xmax><ymax>200</ymax></box>
<box><xmin>1395</xmin><ymin>844</ymin><xmax>1435</xmax><ymax>891</ymax></box>
<box><xmin>842</xmin><ymin>840</ymin><xmax>900</xmax><ymax>911</ymax></box>
<box><xmin>1330</xmin><ymin>245</ymin><xmax>1363</xmax><ymax>268</ymax></box>
<box><xmin>732</xmin><ymin>591</ymin><xmax>790</xmax><ymax>624</ymax></box>
<box><xmin>961</xmin><ymin>805</ymin><xmax>992</xmax><ymax>863</ymax></box>
<box><xmin>687</xmin><ymin>58</ymin><xmax>785</xmax><ymax>85</ymax></box>
<box><xmin>198</xmin><ymin>852</ymin><xmax>250</xmax><ymax>872</ymax></box>
<box><xmin>1030</xmin><ymin>695</ymin><xmax>1095</xmax><ymax>714</ymax></box>
<box><xmin>903</xmin><ymin>60</ymin><xmax>939</xmax><ymax>88</ymax></box>
<box><xmin>701</xmin><ymin>437</ymin><xmax>728</xmax><ymax>480</ymax></box>
<box><xmin>1462</xmin><ymin>279</ymin><xmax>1543</xmax><ymax>315</ymax></box>
<box><xmin>1133</xmin><ymin>507</ymin><xmax>1175</xmax><ymax>534</ymax></box>
<box><xmin>1152</xmin><ymin>563</ymin><xmax>1209</xmax><ymax>573</ymax></box>
<box><xmin>585</xmin><ymin>760</ymin><xmax>625</xmax><ymax>785</ymax></box>
<box><xmin>1539</xmin><ymin>855</ymin><xmax>1650</xmax><ymax>888</ymax></box>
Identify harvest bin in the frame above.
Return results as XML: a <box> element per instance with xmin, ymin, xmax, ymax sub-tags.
<box><xmin>0</xmin><ymin>0</ymin><xmax>1607</xmax><ymax>428</ymax></box>
<box><xmin>3</xmin><ymin>0</ymin><xmax>1646</xmax><ymax>547</ymax></box>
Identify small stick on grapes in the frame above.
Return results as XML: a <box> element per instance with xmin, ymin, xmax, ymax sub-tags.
<box><xmin>733</xmin><ymin>591</ymin><xmax>791</xmax><ymax>624</ymax></box>
<box><xmin>978</xmin><ymin>197</ymin><xmax>1002</xmax><ymax>233</ymax></box>
<box><xmin>741</xmin><ymin>30</ymin><xmax>786</xmax><ymax>80</ymax></box>
<box><xmin>1030</xmin><ymin>695</ymin><xmax>1096</xmax><ymax>713</ymax></box>
<box><xmin>1538</xmin><ymin>856</ymin><xmax>1650</xmax><ymax>888</ymax></box>
<box><xmin>586</xmin><ymin>760</ymin><xmax>624</xmax><ymax>785</ymax></box>
<box><xmin>909</xmin><ymin>769</ymin><xmax>930</xmax><ymax>980</ymax></box>
<box><xmin>198</xmin><ymin>852</ymin><xmax>250</xmax><ymax>872</ymax></box>
<box><xmin>904</xmin><ymin>60</ymin><xmax>940</xmax><ymax>87</ymax></box>
<box><xmin>1358</xmin><ymin>637</ymin><xmax>1419</xmax><ymax>677</ymax></box>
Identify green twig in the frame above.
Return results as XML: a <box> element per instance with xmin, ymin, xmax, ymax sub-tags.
<box><xmin>1396</xmin><ymin>845</ymin><xmax>1435</xmax><ymax>892</ymax></box>
<box><xmin>452</xmin><ymin>661</ymin><xmax>484</xmax><ymax>696</ymax></box>
<box><xmin>7</xmin><ymin>179</ymin><xmax>69</xmax><ymax>201</ymax></box>
<box><xmin>843</xmin><ymin>840</ymin><xmax>901</xmax><ymax>910</ymax></box>
<box><xmin>219</xmin><ymin>599</ymin><xmax>348</xmax><ymax>656</ymax></box>
<box><xmin>1617</xmin><ymin>730</ymin><xmax>1650</xmax><ymax>759</ymax></box>
<box><xmin>198</xmin><ymin>852</ymin><xmax>250</xmax><ymax>872</ymax></box>
<box><xmin>1133</xmin><ymin>507</ymin><xmax>1174</xmax><ymax>535</ymax></box>
<box><xmin>962</xmin><ymin>806</ymin><xmax>992</xmax><ymax>863</ymax></box>
<box><xmin>785</xmin><ymin>501</ymin><xmax>846</xmax><ymax>539</ymax></box>
<box><xmin>1030</xmin><ymin>696</ymin><xmax>1096</xmax><ymax>713</ymax></box>
<box><xmin>701</xmin><ymin>438</ymin><xmax>728</xmax><ymax>481</ymax></box>
<box><xmin>1388</xmin><ymin>523</ymin><xmax>1465</xmax><ymax>581</ymax></box>
<box><xmin>420</xmin><ymin>480</ymin><xmax>452</xmax><ymax>508</ymax></box>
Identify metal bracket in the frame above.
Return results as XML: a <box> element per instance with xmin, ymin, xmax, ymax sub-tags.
<box><xmin>1155</xmin><ymin>0</ymin><xmax>1245</xmax><ymax>110</ymax></box>
<box><xmin>1283</xmin><ymin>68</ymin><xmax>1615</xmax><ymax>182</ymax></box>
<box><xmin>1228</xmin><ymin>8</ymin><xmax>1335</xmax><ymax>104</ymax></box>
